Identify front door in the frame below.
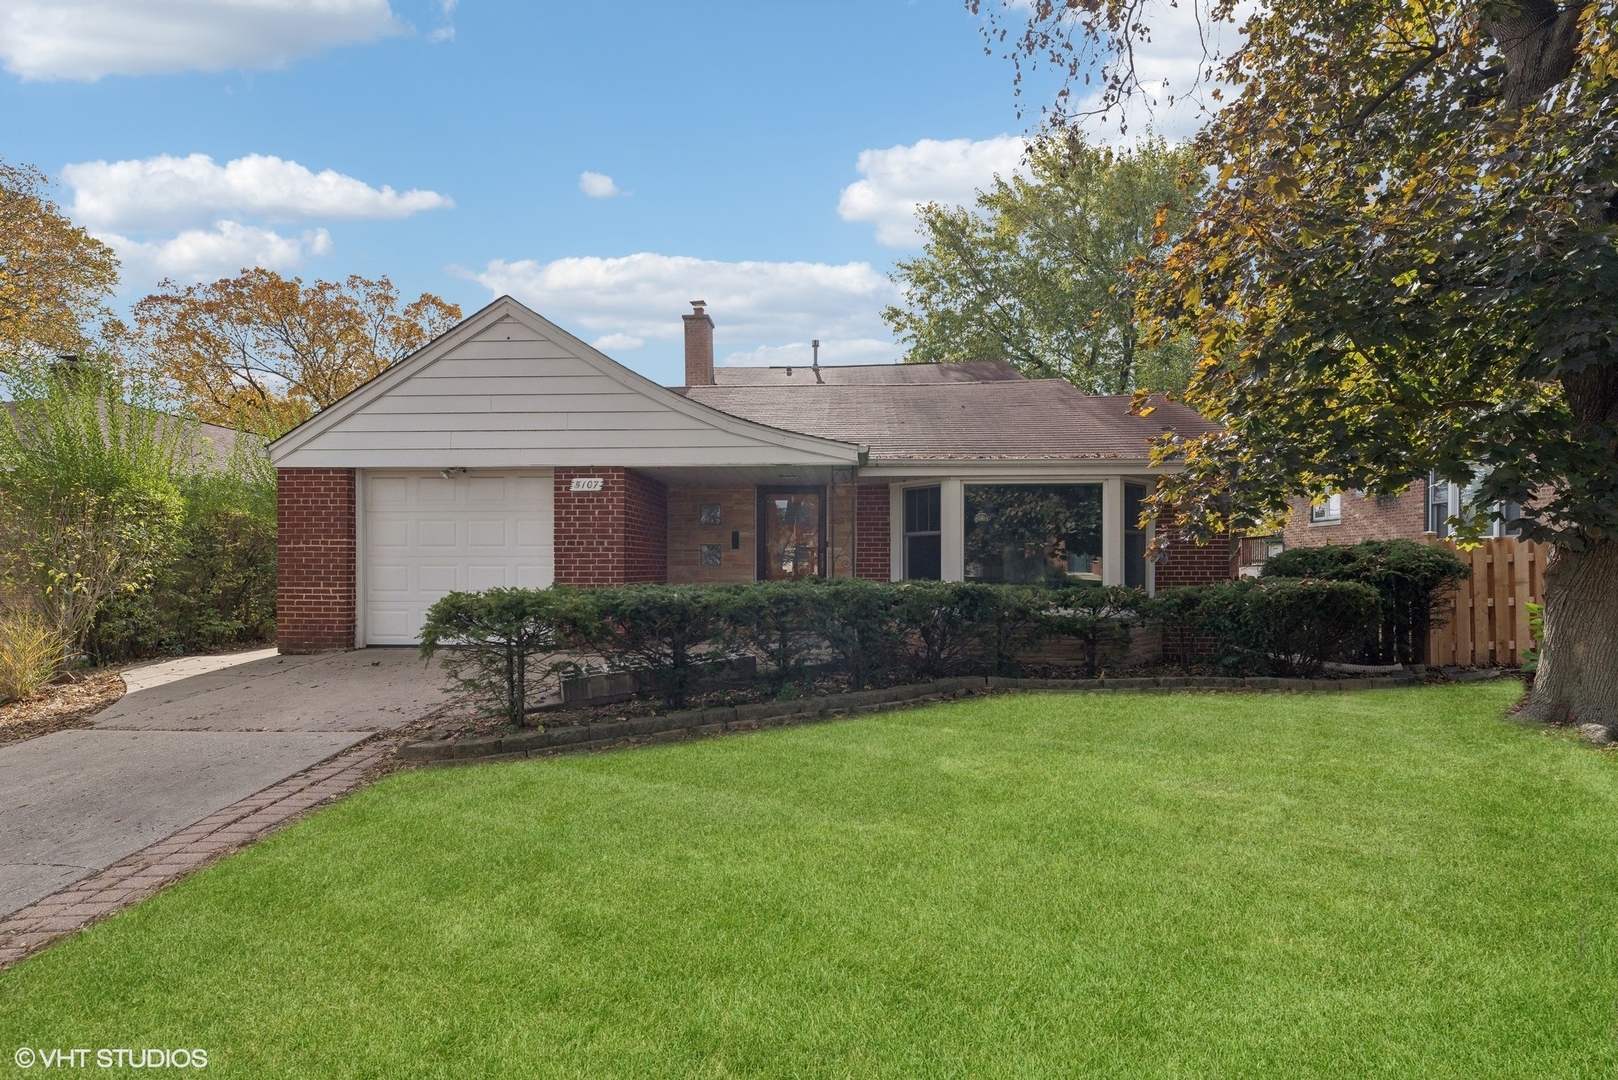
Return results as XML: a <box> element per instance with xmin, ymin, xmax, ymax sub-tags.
<box><xmin>757</xmin><ymin>488</ymin><xmax>826</xmax><ymax>580</ymax></box>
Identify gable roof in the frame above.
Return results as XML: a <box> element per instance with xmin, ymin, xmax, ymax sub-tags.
<box><xmin>680</xmin><ymin>379</ymin><xmax>1217</xmax><ymax>462</ymax></box>
<box><xmin>267</xmin><ymin>297</ymin><xmax>863</xmax><ymax>470</ymax></box>
<box><xmin>711</xmin><ymin>359</ymin><xmax>1025</xmax><ymax>386</ymax></box>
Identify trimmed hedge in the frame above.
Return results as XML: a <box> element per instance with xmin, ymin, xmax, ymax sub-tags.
<box><xmin>1262</xmin><ymin>540</ymin><xmax>1470</xmax><ymax>664</ymax></box>
<box><xmin>420</xmin><ymin>575</ymin><xmax>1410</xmax><ymax>723</ymax></box>
<box><xmin>1155</xmin><ymin>578</ymin><xmax>1382</xmax><ymax>677</ymax></box>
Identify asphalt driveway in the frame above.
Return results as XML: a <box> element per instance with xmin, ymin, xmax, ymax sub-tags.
<box><xmin>0</xmin><ymin>648</ymin><xmax>449</xmax><ymax>917</ymax></box>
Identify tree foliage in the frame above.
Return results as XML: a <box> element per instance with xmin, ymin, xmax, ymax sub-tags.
<box><xmin>978</xmin><ymin>0</ymin><xmax>1618</xmax><ymax>723</ymax></box>
<box><xmin>0</xmin><ymin>362</ymin><xmax>188</xmax><ymax>650</ymax></box>
<box><xmin>884</xmin><ymin>134</ymin><xmax>1202</xmax><ymax>393</ymax></box>
<box><xmin>131</xmin><ymin>269</ymin><xmax>461</xmax><ymax>434</ymax></box>
<box><xmin>0</xmin><ymin>160</ymin><xmax>120</xmax><ymax>371</ymax></box>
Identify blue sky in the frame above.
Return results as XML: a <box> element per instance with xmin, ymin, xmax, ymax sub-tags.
<box><xmin>0</xmin><ymin>0</ymin><xmax>1210</xmax><ymax>385</ymax></box>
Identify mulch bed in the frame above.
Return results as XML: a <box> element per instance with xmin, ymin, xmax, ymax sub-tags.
<box><xmin>0</xmin><ymin>672</ymin><xmax>126</xmax><ymax>748</ymax></box>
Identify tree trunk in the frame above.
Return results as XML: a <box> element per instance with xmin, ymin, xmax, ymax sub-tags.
<box><xmin>1521</xmin><ymin>539</ymin><xmax>1618</xmax><ymax>729</ymax></box>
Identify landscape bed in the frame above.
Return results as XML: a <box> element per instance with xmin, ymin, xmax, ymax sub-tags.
<box><xmin>2</xmin><ymin>682</ymin><xmax>1614</xmax><ymax>1078</ymax></box>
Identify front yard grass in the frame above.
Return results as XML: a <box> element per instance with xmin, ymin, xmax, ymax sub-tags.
<box><xmin>3</xmin><ymin>683</ymin><xmax>1615</xmax><ymax>1077</ymax></box>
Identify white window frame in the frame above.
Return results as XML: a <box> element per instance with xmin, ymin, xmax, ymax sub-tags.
<box><xmin>1309</xmin><ymin>492</ymin><xmax>1342</xmax><ymax>525</ymax></box>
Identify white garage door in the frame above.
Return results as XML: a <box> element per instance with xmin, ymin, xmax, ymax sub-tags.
<box><xmin>364</xmin><ymin>471</ymin><xmax>554</xmax><ymax>645</ymax></box>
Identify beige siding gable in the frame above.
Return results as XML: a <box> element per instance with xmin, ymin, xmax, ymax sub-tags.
<box><xmin>269</xmin><ymin>300</ymin><xmax>861</xmax><ymax>469</ymax></box>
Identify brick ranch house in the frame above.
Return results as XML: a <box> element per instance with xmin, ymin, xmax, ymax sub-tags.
<box><xmin>267</xmin><ymin>296</ymin><xmax>1233</xmax><ymax>652</ymax></box>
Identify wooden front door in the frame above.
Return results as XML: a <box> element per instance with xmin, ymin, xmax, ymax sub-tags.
<box><xmin>757</xmin><ymin>487</ymin><xmax>826</xmax><ymax>580</ymax></box>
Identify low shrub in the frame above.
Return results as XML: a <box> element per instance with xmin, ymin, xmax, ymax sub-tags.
<box><xmin>1262</xmin><ymin>540</ymin><xmax>1469</xmax><ymax>664</ymax></box>
<box><xmin>580</xmin><ymin>585</ymin><xmax>738</xmax><ymax>710</ymax></box>
<box><xmin>1046</xmin><ymin>585</ymin><xmax>1150</xmax><ymax>677</ymax></box>
<box><xmin>726</xmin><ymin>580</ymin><xmax>829</xmax><ymax>692</ymax></box>
<box><xmin>0</xmin><ymin>609</ymin><xmax>64</xmax><ymax>704</ymax></box>
<box><xmin>819</xmin><ymin>578</ymin><xmax>907</xmax><ymax>690</ymax></box>
<box><xmin>1154</xmin><ymin>578</ymin><xmax>1381</xmax><ymax>677</ymax></box>
<box><xmin>419</xmin><ymin>587</ymin><xmax>589</xmax><ymax>727</ymax></box>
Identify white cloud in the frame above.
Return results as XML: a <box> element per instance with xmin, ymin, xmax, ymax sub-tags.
<box><xmin>578</xmin><ymin>171</ymin><xmax>622</xmax><ymax>199</ymax></box>
<box><xmin>62</xmin><ymin>153</ymin><xmax>451</xmax><ymax>233</ymax></box>
<box><xmin>1059</xmin><ymin>0</ymin><xmax>1249</xmax><ymax>143</ymax></box>
<box><xmin>0</xmin><ymin>0</ymin><xmax>402</xmax><ymax>81</ymax></box>
<box><xmin>721</xmin><ymin>338</ymin><xmax>901</xmax><ymax>368</ymax></box>
<box><xmin>427</xmin><ymin>0</ymin><xmax>455</xmax><ymax>42</ymax></box>
<box><xmin>837</xmin><ymin>135</ymin><xmax>1027</xmax><ymax>247</ymax></box>
<box><xmin>104</xmin><ymin>222</ymin><xmax>334</xmax><ymax>284</ymax></box>
<box><xmin>466</xmin><ymin>252</ymin><xmax>901</xmax><ymax>365</ymax></box>
<box><xmin>593</xmin><ymin>332</ymin><xmax>645</xmax><ymax>352</ymax></box>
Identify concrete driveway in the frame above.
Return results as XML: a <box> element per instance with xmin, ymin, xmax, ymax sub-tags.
<box><xmin>0</xmin><ymin>648</ymin><xmax>450</xmax><ymax>916</ymax></box>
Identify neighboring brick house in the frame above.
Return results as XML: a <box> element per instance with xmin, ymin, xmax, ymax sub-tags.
<box><xmin>266</xmin><ymin>296</ymin><xmax>1233</xmax><ymax>652</ymax></box>
<box><xmin>1233</xmin><ymin>479</ymin><xmax>1527</xmax><ymax>575</ymax></box>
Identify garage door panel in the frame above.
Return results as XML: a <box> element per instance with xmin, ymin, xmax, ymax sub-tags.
<box><xmin>418</xmin><ymin>564</ymin><xmax>459</xmax><ymax>593</ymax></box>
<box><xmin>371</xmin><ymin>564</ymin><xmax>409</xmax><ymax>593</ymax></box>
<box><xmin>418</xmin><ymin>520</ymin><xmax>458</xmax><ymax>548</ymax></box>
<box><xmin>418</xmin><ymin>478</ymin><xmax>456</xmax><ymax>502</ymax></box>
<box><xmin>468</xmin><ymin>477</ymin><xmax>506</xmax><ymax>501</ymax></box>
<box><xmin>371</xmin><ymin>476</ymin><xmax>409</xmax><ymax>505</ymax></box>
<box><xmin>364</xmin><ymin>471</ymin><xmax>553</xmax><ymax>645</ymax></box>
<box><xmin>467</xmin><ymin>519</ymin><xmax>506</xmax><ymax>547</ymax></box>
<box><xmin>466</xmin><ymin>565</ymin><xmax>508</xmax><ymax>590</ymax></box>
<box><xmin>372</xmin><ymin>519</ymin><xmax>409</xmax><ymax>548</ymax></box>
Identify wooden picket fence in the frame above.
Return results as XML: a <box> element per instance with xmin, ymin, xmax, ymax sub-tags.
<box><xmin>1425</xmin><ymin>534</ymin><xmax>1548</xmax><ymax>668</ymax></box>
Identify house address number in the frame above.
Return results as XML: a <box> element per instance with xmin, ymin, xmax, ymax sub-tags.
<box><xmin>570</xmin><ymin>477</ymin><xmax>605</xmax><ymax>492</ymax></box>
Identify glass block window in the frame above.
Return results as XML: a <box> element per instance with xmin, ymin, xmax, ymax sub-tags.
<box><xmin>699</xmin><ymin>544</ymin><xmax>723</xmax><ymax>566</ymax></box>
<box><xmin>699</xmin><ymin>503</ymin><xmax>722</xmax><ymax>526</ymax></box>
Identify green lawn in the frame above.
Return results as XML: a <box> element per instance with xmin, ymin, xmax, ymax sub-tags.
<box><xmin>4</xmin><ymin>683</ymin><xmax>1616</xmax><ymax>1078</ymax></box>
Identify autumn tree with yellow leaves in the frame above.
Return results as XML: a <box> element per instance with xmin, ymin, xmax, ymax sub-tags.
<box><xmin>131</xmin><ymin>270</ymin><xmax>461</xmax><ymax>435</ymax></box>
<box><xmin>0</xmin><ymin>160</ymin><xmax>120</xmax><ymax>370</ymax></box>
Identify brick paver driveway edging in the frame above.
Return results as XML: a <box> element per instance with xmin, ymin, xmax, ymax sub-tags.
<box><xmin>0</xmin><ymin>737</ymin><xmax>395</xmax><ymax>970</ymax></box>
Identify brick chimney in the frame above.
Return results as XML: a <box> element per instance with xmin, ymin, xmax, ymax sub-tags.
<box><xmin>683</xmin><ymin>300</ymin><xmax>714</xmax><ymax>386</ymax></box>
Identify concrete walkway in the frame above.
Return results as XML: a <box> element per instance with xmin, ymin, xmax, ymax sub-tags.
<box><xmin>0</xmin><ymin>648</ymin><xmax>449</xmax><ymax>919</ymax></box>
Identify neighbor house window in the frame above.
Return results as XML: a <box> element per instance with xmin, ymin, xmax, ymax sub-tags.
<box><xmin>903</xmin><ymin>486</ymin><xmax>942</xmax><ymax>580</ymax></box>
<box><xmin>1428</xmin><ymin>474</ymin><xmax>1452</xmax><ymax>536</ymax></box>
<box><xmin>1309</xmin><ymin>493</ymin><xmax>1342</xmax><ymax>524</ymax></box>
<box><xmin>964</xmin><ymin>483</ymin><xmax>1103</xmax><ymax>585</ymax></box>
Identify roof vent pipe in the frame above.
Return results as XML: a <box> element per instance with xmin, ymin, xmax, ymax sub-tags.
<box><xmin>683</xmin><ymin>300</ymin><xmax>714</xmax><ymax>386</ymax></box>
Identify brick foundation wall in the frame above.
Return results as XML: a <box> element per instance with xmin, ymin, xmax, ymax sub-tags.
<box><xmin>554</xmin><ymin>467</ymin><xmax>668</xmax><ymax>586</ymax></box>
<box><xmin>277</xmin><ymin>468</ymin><xmax>356</xmax><ymax>653</ymax></box>
<box><xmin>668</xmin><ymin>483</ymin><xmax>756</xmax><ymax>583</ymax></box>
<box><xmin>854</xmin><ymin>483</ymin><xmax>891</xmax><ymax>581</ymax></box>
<box><xmin>1153</xmin><ymin>518</ymin><xmax>1237</xmax><ymax>588</ymax></box>
<box><xmin>1280</xmin><ymin>482</ymin><xmax>1428</xmax><ymax>549</ymax></box>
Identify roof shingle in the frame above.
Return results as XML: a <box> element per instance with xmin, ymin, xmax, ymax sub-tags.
<box><xmin>681</xmin><ymin>378</ymin><xmax>1215</xmax><ymax>461</ymax></box>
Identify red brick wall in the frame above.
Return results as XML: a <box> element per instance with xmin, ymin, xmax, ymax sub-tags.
<box><xmin>1280</xmin><ymin>483</ymin><xmax>1429</xmax><ymax>549</ymax></box>
<box><xmin>1153</xmin><ymin>518</ymin><xmax>1237</xmax><ymax>588</ymax></box>
<box><xmin>553</xmin><ymin>467</ymin><xmax>668</xmax><ymax>586</ymax></box>
<box><xmin>854</xmin><ymin>482</ymin><xmax>891</xmax><ymax>581</ymax></box>
<box><xmin>277</xmin><ymin>468</ymin><xmax>355</xmax><ymax>653</ymax></box>
<box><xmin>624</xmin><ymin>469</ymin><xmax>668</xmax><ymax>584</ymax></box>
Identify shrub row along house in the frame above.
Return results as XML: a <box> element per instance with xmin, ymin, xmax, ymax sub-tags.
<box><xmin>267</xmin><ymin>297</ymin><xmax>1231</xmax><ymax>651</ymax></box>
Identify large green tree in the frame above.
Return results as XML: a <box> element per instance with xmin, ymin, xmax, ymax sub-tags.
<box><xmin>883</xmin><ymin>134</ymin><xmax>1202</xmax><ymax>393</ymax></box>
<box><xmin>977</xmin><ymin>0</ymin><xmax>1618</xmax><ymax>726</ymax></box>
